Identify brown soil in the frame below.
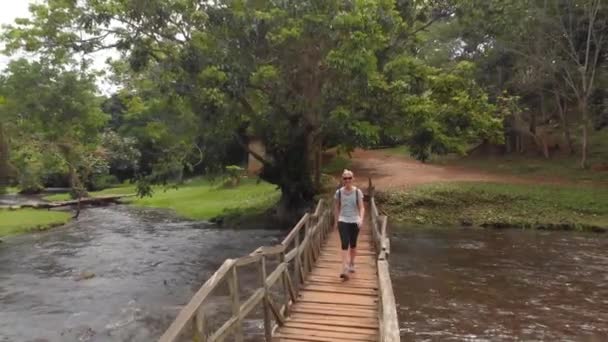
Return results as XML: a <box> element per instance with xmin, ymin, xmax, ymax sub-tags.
<box><xmin>343</xmin><ymin>149</ymin><xmax>564</xmax><ymax>191</ymax></box>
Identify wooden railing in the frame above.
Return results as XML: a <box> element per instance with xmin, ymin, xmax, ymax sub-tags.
<box><xmin>368</xmin><ymin>180</ymin><xmax>400</xmax><ymax>342</ymax></box>
<box><xmin>159</xmin><ymin>199</ymin><xmax>332</xmax><ymax>342</ymax></box>
<box><xmin>159</xmin><ymin>179</ymin><xmax>400</xmax><ymax>342</ymax></box>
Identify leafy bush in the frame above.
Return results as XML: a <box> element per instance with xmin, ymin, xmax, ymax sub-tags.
<box><xmin>89</xmin><ymin>174</ymin><xmax>119</xmax><ymax>191</ymax></box>
<box><xmin>223</xmin><ymin>165</ymin><xmax>245</xmax><ymax>187</ymax></box>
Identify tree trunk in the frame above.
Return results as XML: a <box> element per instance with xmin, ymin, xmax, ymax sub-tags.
<box><xmin>260</xmin><ymin>129</ymin><xmax>316</xmax><ymax>223</ymax></box>
<box><xmin>529</xmin><ymin>111</ymin><xmax>537</xmax><ymax>134</ymax></box>
<box><xmin>0</xmin><ymin>123</ymin><xmax>9</xmax><ymax>193</ymax></box>
<box><xmin>554</xmin><ymin>92</ymin><xmax>574</xmax><ymax>154</ymax></box>
<box><xmin>314</xmin><ymin>140</ymin><xmax>321</xmax><ymax>191</ymax></box>
<box><xmin>68</xmin><ymin>164</ymin><xmax>88</xmax><ymax>200</ymax></box>
<box><xmin>540</xmin><ymin>89</ymin><xmax>548</xmax><ymax>123</ymax></box>
<box><xmin>580</xmin><ymin>99</ymin><xmax>589</xmax><ymax>169</ymax></box>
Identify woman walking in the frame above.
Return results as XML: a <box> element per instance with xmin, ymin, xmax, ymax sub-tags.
<box><xmin>334</xmin><ymin>169</ymin><xmax>365</xmax><ymax>279</ymax></box>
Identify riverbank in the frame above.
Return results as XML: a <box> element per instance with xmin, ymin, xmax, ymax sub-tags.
<box><xmin>0</xmin><ymin>209</ymin><xmax>71</xmax><ymax>237</ymax></box>
<box><xmin>377</xmin><ymin>182</ymin><xmax>608</xmax><ymax>232</ymax></box>
<box><xmin>42</xmin><ymin>177</ymin><xmax>279</xmax><ymax>220</ymax></box>
<box><xmin>2</xmin><ymin>177</ymin><xmax>279</xmax><ymax>237</ymax></box>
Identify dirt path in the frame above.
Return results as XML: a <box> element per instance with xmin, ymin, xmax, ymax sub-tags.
<box><xmin>346</xmin><ymin>149</ymin><xmax>550</xmax><ymax>191</ymax></box>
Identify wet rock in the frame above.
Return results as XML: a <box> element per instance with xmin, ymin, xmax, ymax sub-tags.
<box><xmin>75</xmin><ymin>271</ymin><xmax>96</xmax><ymax>281</ymax></box>
<box><xmin>460</xmin><ymin>218</ymin><xmax>474</xmax><ymax>227</ymax></box>
<box><xmin>77</xmin><ymin>327</ymin><xmax>96</xmax><ymax>341</ymax></box>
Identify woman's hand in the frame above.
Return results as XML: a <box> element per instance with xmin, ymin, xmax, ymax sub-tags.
<box><xmin>357</xmin><ymin>217</ymin><xmax>363</xmax><ymax>228</ymax></box>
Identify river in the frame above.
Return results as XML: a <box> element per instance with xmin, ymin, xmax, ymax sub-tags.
<box><xmin>391</xmin><ymin>227</ymin><xmax>608</xmax><ymax>341</ymax></box>
<box><xmin>0</xmin><ymin>205</ymin><xmax>282</xmax><ymax>342</ymax></box>
<box><xmin>1</xmin><ymin>203</ymin><xmax>607</xmax><ymax>341</ymax></box>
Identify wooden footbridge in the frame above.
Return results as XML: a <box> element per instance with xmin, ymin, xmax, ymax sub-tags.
<box><xmin>159</xmin><ymin>183</ymin><xmax>399</xmax><ymax>342</ymax></box>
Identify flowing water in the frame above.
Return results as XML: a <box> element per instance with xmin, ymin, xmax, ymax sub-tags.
<box><xmin>0</xmin><ymin>204</ymin><xmax>282</xmax><ymax>342</ymax></box>
<box><xmin>391</xmin><ymin>227</ymin><xmax>608</xmax><ymax>341</ymax></box>
<box><xmin>3</xmin><ymin>196</ymin><xmax>608</xmax><ymax>341</ymax></box>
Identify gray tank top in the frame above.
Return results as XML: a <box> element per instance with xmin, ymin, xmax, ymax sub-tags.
<box><xmin>335</xmin><ymin>187</ymin><xmax>363</xmax><ymax>223</ymax></box>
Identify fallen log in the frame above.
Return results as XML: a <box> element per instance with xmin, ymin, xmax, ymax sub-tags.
<box><xmin>1</xmin><ymin>194</ymin><xmax>135</xmax><ymax>210</ymax></box>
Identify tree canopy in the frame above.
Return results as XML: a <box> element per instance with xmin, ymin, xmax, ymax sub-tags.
<box><xmin>2</xmin><ymin>0</ymin><xmax>604</xmax><ymax>216</ymax></box>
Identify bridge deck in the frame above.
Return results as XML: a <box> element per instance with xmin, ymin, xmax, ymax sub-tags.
<box><xmin>273</xmin><ymin>224</ymin><xmax>379</xmax><ymax>342</ymax></box>
<box><xmin>158</xmin><ymin>191</ymin><xmax>398</xmax><ymax>342</ymax></box>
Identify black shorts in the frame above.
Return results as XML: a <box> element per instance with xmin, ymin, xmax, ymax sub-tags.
<box><xmin>338</xmin><ymin>221</ymin><xmax>360</xmax><ymax>250</ymax></box>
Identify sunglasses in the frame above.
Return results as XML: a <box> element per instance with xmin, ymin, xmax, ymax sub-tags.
<box><xmin>343</xmin><ymin>177</ymin><xmax>352</xmax><ymax>180</ymax></box>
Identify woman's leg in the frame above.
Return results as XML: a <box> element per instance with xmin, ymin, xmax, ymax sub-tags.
<box><xmin>338</xmin><ymin>222</ymin><xmax>350</xmax><ymax>277</ymax></box>
<box><xmin>349</xmin><ymin>223</ymin><xmax>360</xmax><ymax>270</ymax></box>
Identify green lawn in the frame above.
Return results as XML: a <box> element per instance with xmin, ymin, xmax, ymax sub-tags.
<box><xmin>43</xmin><ymin>177</ymin><xmax>280</xmax><ymax>221</ymax></box>
<box><xmin>378</xmin><ymin>182</ymin><xmax>608</xmax><ymax>231</ymax></box>
<box><xmin>0</xmin><ymin>209</ymin><xmax>71</xmax><ymax>237</ymax></box>
<box><xmin>42</xmin><ymin>183</ymin><xmax>135</xmax><ymax>201</ymax></box>
<box><xmin>134</xmin><ymin>178</ymin><xmax>280</xmax><ymax>220</ymax></box>
<box><xmin>2</xmin><ymin>187</ymin><xmax>19</xmax><ymax>194</ymax></box>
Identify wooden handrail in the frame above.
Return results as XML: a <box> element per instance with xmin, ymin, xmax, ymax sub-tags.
<box><xmin>159</xmin><ymin>199</ymin><xmax>332</xmax><ymax>342</ymax></box>
<box><xmin>159</xmin><ymin>259</ymin><xmax>236</xmax><ymax>342</ymax></box>
<box><xmin>368</xmin><ymin>180</ymin><xmax>400</xmax><ymax>342</ymax></box>
<box><xmin>158</xmin><ymin>186</ymin><xmax>399</xmax><ymax>342</ymax></box>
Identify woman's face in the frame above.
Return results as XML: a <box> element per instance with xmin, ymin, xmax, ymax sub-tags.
<box><xmin>342</xmin><ymin>173</ymin><xmax>353</xmax><ymax>185</ymax></box>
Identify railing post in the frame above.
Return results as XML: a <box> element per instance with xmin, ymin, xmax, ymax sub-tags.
<box><xmin>303</xmin><ymin>218</ymin><xmax>311</xmax><ymax>276</ymax></box>
<box><xmin>259</xmin><ymin>256</ymin><xmax>272</xmax><ymax>341</ymax></box>
<box><xmin>192</xmin><ymin>308</ymin><xmax>207</xmax><ymax>342</ymax></box>
<box><xmin>295</xmin><ymin>230</ymin><xmax>302</xmax><ymax>286</ymax></box>
<box><xmin>280</xmin><ymin>250</ymin><xmax>290</xmax><ymax>317</ymax></box>
<box><xmin>228</xmin><ymin>267</ymin><xmax>243</xmax><ymax>342</ymax></box>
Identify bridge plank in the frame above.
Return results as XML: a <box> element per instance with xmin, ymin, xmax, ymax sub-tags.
<box><xmin>284</xmin><ymin>322</ymin><xmax>377</xmax><ymax>335</ymax></box>
<box><xmin>287</xmin><ymin>315</ymin><xmax>378</xmax><ymax>329</ymax></box>
<box><xmin>276</xmin><ymin>327</ymin><xmax>376</xmax><ymax>341</ymax></box>
<box><xmin>159</xmin><ymin>199</ymin><xmax>394</xmax><ymax>342</ymax></box>
<box><xmin>273</xmin><ymin>223</ymin><xmax>380</xmax><ymax>342</ymax></box>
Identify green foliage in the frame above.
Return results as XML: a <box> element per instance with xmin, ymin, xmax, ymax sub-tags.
<box><xmin>224</xmin><ymin>165</ymin><xmax>245</xmax><ymax>187</ymax></box>
<box><xmin>100</xmin><ymin>130</ymin><xmax>141</xmax><ymax>178</ymax></box>
<box><xmin>384</xmin><ymin>58</ymin><xmax>502</xmax><ymax>161</ymax></box>
<box><xmin>0</xmin><ymin>0</ymin><xmax>509</xmax><ymax>209</ymax></box>
<box><xmin>0</xmin><ymin>59</ymin><xmax>107</xmax><ymax>195</ymax></box>
<box><xmin>89</xmin><ymin>174</ymin><xmax>119</xmax><ymax>191</ymax></box>
<box><xmin>321</xmin><ymin>155</ymin><xmax>352</xmax><ymax>175</ymax></box>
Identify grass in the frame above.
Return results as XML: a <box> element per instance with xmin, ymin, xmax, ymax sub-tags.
<box><xmin>134</xmin><ymin>178</ymin><xmax>280</xmax><ymax>220</ymax></box>
<box><xmin>43</xmin><ymin>177</ymin><xmax>280</xmax><ymax>221</ymax></box>
<box><xmin>43</xmin><ymin>183</ymin><xmax>134</xmax><ymax>202</ymax></box>
<box><xmin>377</xmin><ymin>182</ymin><xmax>608</xmax><ymax>231</ymax></box>
<box><xmin>0</xmin><ymin>209</ymin><xmax>71</xmax><ymax>237</ymax></box>
<box><xmin>1</xmin><ymin>187</ymin><xmax>19</xmax><ymax>194</ymax></box>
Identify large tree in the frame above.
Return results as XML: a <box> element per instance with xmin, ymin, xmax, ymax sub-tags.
<box><xmin>2</xmin><ymin>0</ymin><xmax>501</xmax><ymax>217</ymax></box>
<box><xmin>0</xmin><ymin>59</ymin><xmax>107</xmax><ymax>196</ymax></box>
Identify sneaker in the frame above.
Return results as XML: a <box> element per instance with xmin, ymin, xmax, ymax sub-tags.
<box><xmin>348</xmin><ymin>264</ymin><xmax>355</xmax><ymax>273</ymax></box>
<box><xmin>340</xmin><ymin>265</ymin><xmax>350</xmax><ymax>280</ymax></box>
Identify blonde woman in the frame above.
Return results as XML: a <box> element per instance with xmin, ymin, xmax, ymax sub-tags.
<box><xmin>333</xmin><ymin>169</ymin><xmax>365</xmax><ymax>279</ymax></box>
